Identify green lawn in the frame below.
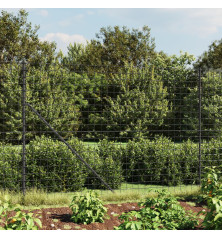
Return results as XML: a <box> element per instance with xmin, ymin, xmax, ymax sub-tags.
<box><xmin>0</xmin><ymin>183</ymin><xmax>201</xmax><ymax>210</ymax></box>
<box><xmin>0</xmin><ymin>141</ymin><xmax>127</xmax><ymax>149</ymax></box>
<box><xmin>83</xmin><ymin>141</ymin><xmax>127</xmax><ymax>149</ymax></box>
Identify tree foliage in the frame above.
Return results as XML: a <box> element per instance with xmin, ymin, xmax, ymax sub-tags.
<box><xmin>1</xmin><ymin>9</ymin><xmax>222</xmax><ymax>144</ymax></box>
<box><xmin>195</xmin><ymin>39</ymin><xmax>222</xmax><ymax>70</ymax></box>
<box><xmin>89</xmin><ymin>64</ymin><xmax>169</xmax><ymax>140</ymax></box>
<box><xmin>0</xmin><ymin>9</ymin><xmax>56</xmax><ymax>65</ymax></box>
<box><xmin>183</xmin><ymin>71</ymin><xmax>222</xmax><ymax>140</ymax></box>
<box><xmin>65</xmin><ymin>25</ymin><xmax>156</xmax><ymax>73</ymax></box>
<box><xmin>0</xmin><ymin>62</ymin><xmax>85</xmax><ymax>142</ymax></box>
<box><xmin>62</xmin><ymin>42</ymin><xmax>86</xmax><ymax>71</ymax></box>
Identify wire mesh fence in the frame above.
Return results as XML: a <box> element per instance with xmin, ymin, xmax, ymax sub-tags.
<box><xmin>0</xmin><ymin>61</ymin><xmax>222</xmax><ymax>195</ymax></box>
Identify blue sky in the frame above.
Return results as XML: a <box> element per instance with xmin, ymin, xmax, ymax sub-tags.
<box><xmin>2</xmin><ymin>5</ymin><xmax>222</xmax><ymax>60</ymax></box>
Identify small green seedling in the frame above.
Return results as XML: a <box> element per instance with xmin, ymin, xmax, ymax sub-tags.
<box><xmin>64</xmin><ymin>224</ymin><xmax>72</xmax><ymax>230</ymax></box>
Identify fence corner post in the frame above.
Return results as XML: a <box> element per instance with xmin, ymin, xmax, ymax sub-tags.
<box><xmin>198</xmin><ymin>67</ymin><xmax>202</xmax><ymax>186</ymax></box>
<box><xmin>22</xmin><ymin>60</ymin><xmax>27</xmax><ymax>196</ymax></box>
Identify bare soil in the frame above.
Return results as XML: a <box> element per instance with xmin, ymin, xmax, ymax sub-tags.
<box><xmin>1</xmin><ymin>201</ymin><xmax>207</xmax><ymax>230</ymax></box>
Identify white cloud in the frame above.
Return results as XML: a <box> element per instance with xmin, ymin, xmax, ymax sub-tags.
<box><xmin>75</xmin><ymin>14</ymin><xmax>84</xmax><ymax>20</ymax></box>
<box><xmin>189</xmin><ymin>9</ymin><xmax>222</xmax><ymax>26</ymax></box>
<box><xmin>40</xmin><ymin>32</ymin><xmax>87</xmax><ymax>54</ymax></box>
<box><xmin>99</xmin><ymin>8</ymin><xmax>222</xmax><ymax>38</ymax></box>
<box><xmin>58</xmin><ymin>13</ymin><xmax>85</xmax><ymax>27</ymax></box>
<box><xmin>98</xmin><ymin>8</ymin><xmax>133</xmax><ymax>18</ymax></box>
<box><xmin>87</xmin><ymin>10</ymin><xmax>94</xmax><ymax>15</ymax></box>
<box><xmin>158</xmin><ymin>8</ymin><xmax>222</xmax><ymax>37</ymax></box>
<box><xmin>58</xmin><ymin>20</ymin><xmax>71</xmax><ymax>27</ymax></box>
<box><xmin>39</xmin><ymin>9</ymin><xmax>48</xmax><ymax>17</ymax></box>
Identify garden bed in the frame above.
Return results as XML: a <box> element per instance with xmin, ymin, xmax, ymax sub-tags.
<box><xmin>3</xmin><ymin>201</ymin><xmax>206</xmax><ymax>230</ymax></box>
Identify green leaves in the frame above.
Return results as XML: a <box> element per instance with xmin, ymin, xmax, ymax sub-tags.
<box><xmin>26</xmin><ymin>136</ymin><xmax>89</xmax><ymax>192</ymax></box>
<box><xmin>81</xmin><ymin>25</ymin><xmax>156</xmax><ymax>72</ymax></box>
<box><xmin>0</xmin><ymin>9</ymin><xmax>56</xmax><ymax>64</ymax></box>
<box><xmin>69</xmin><ymin>192</ymin><xmax>107</xmax><ymax>224</ymax></box>
<box><xmin>195</xmin><ymin>39</ymin><xmax>222</xmax><ymax>70</ymax></box>
<box><xmin>183</xmin><ymin>72</ymin><xmax>222</xmax><ymax>140</ymax></box>
<box><xmin>121</xmin><ymin>136</ymin><xmax>199</xmax><ymax>185</ymax></box>
<box><xmin>115</xmin><ymin>190</ymin><xmax>199</xmax><ymax>230</ymax></box>
<box><xmin>0</xmin><ymin>195</ymin><xmax>42</xmax><ymax>230</ymax></box>
<box><xmin>86</xmin><ymin>139</ymin><xmax>123</xmax><ymax>190</ymax></box>
<box><xmin>200</xmin><ymin>167</ymin><xmax>222</xmax><ymax>230</ymax></box>
<box><xmin>93</xmin><ymin>65</ymin><xmax>169</xmax><ymax>140</ymax></box>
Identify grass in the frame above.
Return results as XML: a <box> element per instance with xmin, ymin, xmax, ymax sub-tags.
<box><xmin>0</xmin><ymin>141</ymin><xmax>127</xmax><ymax>149</ymax></box>
<box><xmin>0</xmin><ymin>184</ymin><xmax>201</xmax><ymax>210</ymax></box>
<box><xmin>76</xmin><ymin>141</ymin><xmax>128</xmax><ymax>150</ymax></box>
<box><xmin>99</xmin><ymin>184</ymin><xmax>201</xmax><ymax>204</ymax></box>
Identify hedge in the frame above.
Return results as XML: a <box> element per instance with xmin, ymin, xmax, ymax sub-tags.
<box><xmin>0</xmin><ymin>137</ymin><xmax>124</xmax><ymax>192</ymax></box>
<box><xmin>121</xmin><ymin>137</ymin><xmax>203</xmax><ymax>186</ymax></box>
<box><xmin>0</xmin><ymin>144</ymin><xmax>22</xmax><ymax>191</ymax></box>
<box><xmin>121</xmin><ymin>137</ymin><xmax>185</xmax><ymax>186</ymax></box>
<box><xmin>26</xmin><ymin>136</ymin><xmax>88</xmax><ymax>192</ymax></box>
<box><xmin>0</xmin><ymin>136</ymin><xmax>222</xmax><ymax>191</ymax></box>
<box><xmin>88</xmin><ymin>139</ymin><xmax>124</xmax><ymax>189</ymax></box>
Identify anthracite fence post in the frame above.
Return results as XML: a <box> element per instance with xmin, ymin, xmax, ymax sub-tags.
<box><xmin>22</xmin><ymin>60</ymin><xmax>27</xmax><ymax>196</ymax></box>
<box><xmin>198</xmin><ymin>67</ymin><xmax>202</xmax><ymax>186</ymax></box>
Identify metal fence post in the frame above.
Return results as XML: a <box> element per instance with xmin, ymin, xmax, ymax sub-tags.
<box><xmin>22</xmin><ymin>60</ymin><xmax>27</xmax><ymax>196</ymax></box>
<box><xmin>198</xmin><ymin>67</ymin><xmax>202</xmax><ymax>185</ymax></box>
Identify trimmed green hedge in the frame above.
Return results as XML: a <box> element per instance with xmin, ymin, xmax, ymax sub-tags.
<box><xmin>0</xmin><ymin>137</ymin><xmax>124</xmax><ymax>192</ymax></box>
<box><xmin>121</xmin><ymin>137</ymin><xmax>198</xmax><ymax>186</ymax></box>
<box><xmin>121</xmin><ymin>137</ymin><xmax>185</xmax><ymax>185</ymax></box>
<box><xmin>202</xmin><ymin>138</ymin><xmax>222</xmax><ymax>168</ymax></box>
<box><xmin>0</xmin><ymin>144</ymin><xmax>22</xmax><ymax>191</ymax></box>
<box><xmin>26</xmin><ymin>136</ymin><xmax>89</xmax><ymax>192</ymax></box>
<box><xmin>89</xmin><ymin>139</ymin><xmax>124</xmax><ymax>189</ymax></box>
<box><xmin>0</xmin><ymin>136</ymin><xmax>222</xmax><ymax>191</ymax></box>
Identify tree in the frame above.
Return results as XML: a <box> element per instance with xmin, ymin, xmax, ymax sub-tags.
<box><xmin>0</xmin><ymin>9</ymin><xmax>56</xmax><ymax>65</ymax></box>
<box><xmin>183</xmin><ymin>71</ymin><xmax>222</xmax><ymax>140</ymax></box>
<box><xmin>0</xmin><ymin>62</ymin><xmax>84</xmax><ymax>143</ymax></box>
<box><xmin>150</xmin><ymin>52</ymin><xmax>196</xmax><ymax>140</ymax></box>
<box><xmin>89</xmin><ymin>64</ymin><xmax>170</xmax><ymax>140</ymax></box>
<box><xmin>62</xmin><ymin>43</ymin><xmax>86</xmax><ymax>71</ymax></box>
<box><xmin>195</xmin><ymin>39</ymin><xmax>222</xmax><ymax>70</ymax></box>
<box><xmin>81</xmin><ymin>25</ymin><xmax>156</xmax><ymax>72</ymax></box>
<box><xmin>0</xmin><ymin>9</ymin><xmax>82</xmax><ymax>143</ymax></box>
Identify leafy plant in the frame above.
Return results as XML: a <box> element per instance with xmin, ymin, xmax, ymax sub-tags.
<box><xmin>69</xmin><ymin>191</ymin><xmax>107</xmax><ymax>224</ymax></box>
<box><xmin>200</xmin><ymin>196</ymin><xmax>222</xmax><ymax>230</ymax></box>
<box><xmin>92</xmin><ymin>64</ymin><xmax>169</xmax><ymax>140</ymax></box>
<box><xmin>0</xmin><ymin>195</ymin><xmax>42</xmax><ymax>230</ymax></box>
<box><xmin>198</xmin><ymin>167</ymin><xmax>222</xmax><ymax>229</ymax></box>
<box><xmin>115</xmin><ymin>190</ymin><xmax>198</xmax><ymax>230</ymax></box>
<box><xmin>201</xmin><ymin>166</ymin><xmax>222</xmax><ymax>197</ymax></box>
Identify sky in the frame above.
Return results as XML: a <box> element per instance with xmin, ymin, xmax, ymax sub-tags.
<box><xmin>2</xmin><ymin>1</ymin><xmax>222</xmax><ymax>60</ymax></box>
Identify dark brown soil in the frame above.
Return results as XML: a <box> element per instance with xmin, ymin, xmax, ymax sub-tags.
<box><xmin>1</xmin><ymin>201</ymin><xmax>207</xmax><ymax>230</ymax></box>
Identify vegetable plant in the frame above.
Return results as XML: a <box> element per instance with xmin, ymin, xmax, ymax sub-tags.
<box><xmin>115</xmin><ymin>190</ymin><xmax>198</xmax><ymax>230</ymax></box>
<box><xmin>201</xmin><ymin>166</ymin><xmax>222</xmax><ymax>198</ymax></box>
<box><xmin>0</xmin><ymin>195</ymin><xmax>42</xmax><ymax>230</ymax></box>
<box><xmin>198</xmin><ymin>167</ymin><xmax>222</xmax><ymax>229</ymax></box>
<box><xmin>69</xmin><ymin>191</ymin><xmax>107</xmax><ymax>224</ymax></box>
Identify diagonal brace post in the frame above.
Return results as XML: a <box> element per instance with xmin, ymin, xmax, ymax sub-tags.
<box><xmin>26</xmin><ymin>102</ymin><xmax>114</xmax><ymax>193</ymax></box>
